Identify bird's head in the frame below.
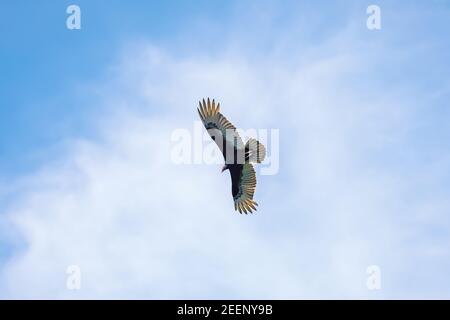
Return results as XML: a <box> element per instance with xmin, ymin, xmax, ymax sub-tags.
<box><xmin>221</xmin><ymin>164</ymin><xmax>229</xmax><ymax>173</ymax></box>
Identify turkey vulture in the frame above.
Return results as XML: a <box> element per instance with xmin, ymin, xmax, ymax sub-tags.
<box><xmin>197</xmin><ymin>98</ymin><xmax>266</xmax><ymax>214</ymax></box>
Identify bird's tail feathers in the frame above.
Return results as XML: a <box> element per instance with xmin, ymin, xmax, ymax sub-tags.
<box><xmin>245</xmin><ymin>138</ymin><xmax>266</xmax><ymax>163</ymax></box>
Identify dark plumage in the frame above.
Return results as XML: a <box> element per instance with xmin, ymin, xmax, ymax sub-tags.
<box><xmin>197</xmin><ymin>98</ymin><xmax>266</xmax><ymax>214</ymax></box>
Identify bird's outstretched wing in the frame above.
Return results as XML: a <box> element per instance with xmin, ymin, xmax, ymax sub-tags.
<box><xmin>230</xmin><ymin>163</ymin><xmax>258</xmax><ymax>214</ymax></box>
<box><xmin>197</xmin><ymin>98</ymin><xmax>245</xmax><ymax>163</ymax></box>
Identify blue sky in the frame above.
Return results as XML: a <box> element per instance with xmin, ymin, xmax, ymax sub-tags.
<box><xmin>0</xmin><ymin>1</ymin><xmax>224</xmax><ymax>176</ymax></box>
<box><xmin>1</xmin><ymin>0</ymin><xmax>449</xmax><ymax>178</ymax></box>
<box><xmin>0</xmin><ymin>1</ymin><xmax>450</xmax><ymax>298</ymax></box>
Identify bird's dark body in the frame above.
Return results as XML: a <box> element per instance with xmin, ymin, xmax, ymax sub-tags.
<box><xmin>229</xmin><ymin>164</ymin><xmax>243</xmax><ymax>198</ymax></box>
<box><xmin>206</xmin><ymin>123</ymin><xmax>250</xmax><ymax>200</ymax></box>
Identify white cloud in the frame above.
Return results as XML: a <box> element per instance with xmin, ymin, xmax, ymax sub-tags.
<box><xmin>1</xmin><ymin>20</ymin><xmax>450</xmax><ymax>299</ymax></box>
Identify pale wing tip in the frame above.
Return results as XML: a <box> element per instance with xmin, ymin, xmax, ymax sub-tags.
<box><xmin>234</xmin><ymin>200</ymin><xmax>257</xmax><ymax>214</ymax></box>
<box><xmin>199</xmin><ymin>97</ymin><xmax>222</xmax><ymax>119</ymax></box>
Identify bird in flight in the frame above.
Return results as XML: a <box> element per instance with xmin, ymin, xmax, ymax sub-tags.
<box><xmin>197</xmin><ymin>98</ymin><xmax>266</xmax><ymax>214</ymax></box>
